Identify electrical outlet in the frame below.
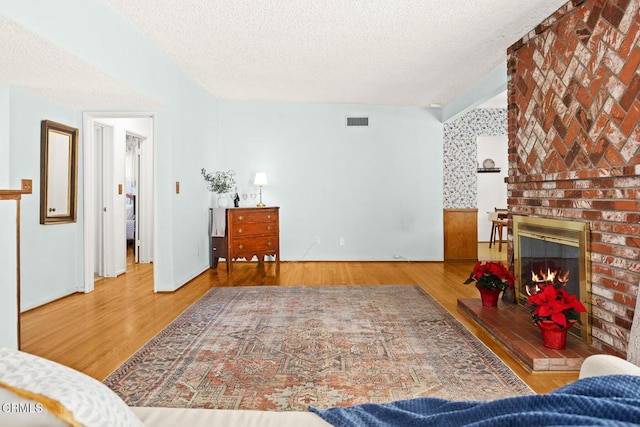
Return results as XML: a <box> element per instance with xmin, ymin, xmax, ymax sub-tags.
<box><xmin>393</xmin><ymin>254</ymin><xmax>402</xmax><ymax>259</ymax></box>
<box><xmin>314</xmin><ymin>236</ymin><xmax>321</xmax><ymax>244</ymax></box>
<box><xmin>339</xmin><ymin>237</ymin><xmax>345</xmax><ymax>246</ymax></box>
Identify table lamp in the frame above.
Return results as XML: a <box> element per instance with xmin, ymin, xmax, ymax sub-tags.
<box><xmin>254</xmin><ymin>172</ymin><xmax>268</xmax><ymax>207</ymax></box>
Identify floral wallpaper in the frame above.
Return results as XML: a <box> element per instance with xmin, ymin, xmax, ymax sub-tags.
<box><xmin>443</xmin><ymin>108</ymin><xmax>507</xmax><ymax>208</ymax></box>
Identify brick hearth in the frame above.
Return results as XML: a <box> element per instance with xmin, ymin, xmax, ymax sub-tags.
<box><xmin>458</xmin><ymin>298</ymin><xmax>600</xmax><ymax>371</ymax></box>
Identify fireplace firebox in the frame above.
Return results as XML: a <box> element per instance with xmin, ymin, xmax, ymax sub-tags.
<box><xmin>513</xmin><ymin>216</ymin><xmax>591</xmax><ymax>342</ymax></box>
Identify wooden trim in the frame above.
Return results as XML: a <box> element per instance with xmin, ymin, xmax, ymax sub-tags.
<box><xmin>0</xmin><ymin>179</ymin><xmax>32</xmax><ymax>200</ymax></box>
<box><xmin>0</xmin><ymin>180</ymin><xmax>32</xmax><ymax>349</ymax></box>
<box><xmin>444</xmin><ymin>208</ymin><xmax>478</xmax><ymax>213</ymax></box>
<box><xmin>16</xmin><ymin>199</ymin><xmax>21</xmax><ymax>349</ymax></box>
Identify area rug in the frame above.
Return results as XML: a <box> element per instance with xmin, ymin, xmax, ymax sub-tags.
<box><xmin>104</xmin><ymin>285</ymin><xmax>532</xmax><ymax>411</ymax></box>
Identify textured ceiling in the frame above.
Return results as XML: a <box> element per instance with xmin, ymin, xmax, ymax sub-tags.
<box><xmin>0</xmin><ymin>16</ymin><xmax>162</xmax><ymax>110</ymax></box>
<box><xmin>105</xmin><ymin>0</ymin><xmax>568</xmax><ymax>107</ymax></box>
<box><xmin>0</xmin><ymin>1</ymin><xmax>568</xmax><ymax>110</ymax></box>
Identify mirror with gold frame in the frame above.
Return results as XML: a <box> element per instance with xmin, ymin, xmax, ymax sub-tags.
<box><xmin>40</xmin><ymin>120</ymin><xmax>78</xmax><ymax>224</ymax></box>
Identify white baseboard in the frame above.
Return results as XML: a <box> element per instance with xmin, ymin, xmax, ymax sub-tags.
<box><xmin>21</xmin><ymin>288</ymin><xmax>76</xmax><ymax>312</ymax></box>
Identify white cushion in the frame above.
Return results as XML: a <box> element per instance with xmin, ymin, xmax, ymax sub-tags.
<box><xmin>0</xmin><ymin>387</ymin><xmax>66</xmax><ymax>426</ymax></box>
<box><xmin>579</xmin><ymin>354</ymin><xmax>640</xmax><ymax>379</ymax></box>
<box><xmin>0</xmin><ymin>348</ymin><xmax>144</xmax><ymax>427</ymax></box>
<box><xmin>131</xmin><ymin>407</ymin><xmax>332</xmax><ymax>427</ymax></box>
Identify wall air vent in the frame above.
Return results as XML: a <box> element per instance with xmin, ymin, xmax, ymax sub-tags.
<box><xmin>346</xmin><ymin>116</ymin><xmax>369</xmax><ymax>127</ymax></box>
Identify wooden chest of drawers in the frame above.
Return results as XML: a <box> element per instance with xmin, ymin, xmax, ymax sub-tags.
<box><xmin>210</xmin><ymin>207</ymin><xmax>280</xmax><ymax>273</ymax></box>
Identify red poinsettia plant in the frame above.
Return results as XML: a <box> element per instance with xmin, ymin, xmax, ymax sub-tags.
<box><xmin>528</xmin><ymin>285</ymin><xmax>586</xmax><ymax>328</ymax></box>
<box><xmin>463</xmin><ymin>261</ymin><xmax>515</xmax><ymax>291</ymax></box>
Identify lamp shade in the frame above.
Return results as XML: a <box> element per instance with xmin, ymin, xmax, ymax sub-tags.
<box><xmin>254</xmin><ymin>172</ymin><xmax>268</xmax><ymax>186</ymax></box>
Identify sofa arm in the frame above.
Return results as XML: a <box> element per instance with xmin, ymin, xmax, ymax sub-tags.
<box><xmin>579</xmin><ymin>354</ymin><xmax>640</xmax><ymax>379</ymax></box>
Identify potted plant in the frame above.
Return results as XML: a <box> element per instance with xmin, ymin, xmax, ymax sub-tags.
<box><xmin>527</xmin><ymin>285</ymin><xmax>586</xmax><ymax>349</ymax></box>
<box><xmin>201</xmin><ymin>168</ymin><xmax>236</xmax><ymax>207</ymax></box>
<box><xmin>463</xmin><ymin>261</ymin><xmax>515</xmax><ymax>307</ymax></box>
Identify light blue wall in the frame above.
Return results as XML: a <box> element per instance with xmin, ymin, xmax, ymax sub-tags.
<box><xmin>169</xmin><ymin>102</ymin><xmax>219</xmax><ymax>288</ymax></box>
<box><xmin>0</xmin><ymin>84</ymin><xmax>17</xmax><ymax>348</ymax></box>
<box><xmin>0</xmin><ymin>85</ymin><xmax>8</xmax><ymax>186</ymax></box>
<box><xmin>0</xmin><ymin>0</ymin><xmax>217</xmax><ymax>320</ymax></box>
<box><xmin>218</xmin><ymin>100</ymin><xmax>444</xmax><ymax>261</ymax></box>
<box><xmin>0</xmin><ymin>0</ymin><xmax>505</xmax><ymax>347</ymax></box>
<box><xmin>10</xmin><ymin>89</ymin><xmax>82</xmax><ymax>309</ymax></box>
<box><xmin>0</xmin><ymin>201</ymin><xmax>17</xmax><ymax>348</ymax></box>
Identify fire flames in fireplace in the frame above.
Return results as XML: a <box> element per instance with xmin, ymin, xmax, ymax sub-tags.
<box><xmin>525</xmin><ymin>267</ymin><xmax>570</xmax><ymax>297</ymax></box>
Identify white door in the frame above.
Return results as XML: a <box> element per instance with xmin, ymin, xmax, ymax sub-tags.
<box><xmin>137</xmin><ymin>132</ymin><xmax>153</xmax><ymax>264</ymax></box>
<box><xmin>94</xmin><ymin>123</ymin><xmax>122</xmax><ymax>277</ymax></box>
<box><xmin>93</xmin><ymin>125</ymin><xmax>104</xmax><ymax>279</ymax></box>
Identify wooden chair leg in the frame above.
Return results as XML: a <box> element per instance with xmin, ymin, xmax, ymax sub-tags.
<box><xmin>498</xmin><ymin>225</ymin><xmax>503</xmax><ymax>252</ymax></box>
<box><xmin>489</xmin><ymin>223</ymin><xmax>496</xmax><ymax>248</ymax></box>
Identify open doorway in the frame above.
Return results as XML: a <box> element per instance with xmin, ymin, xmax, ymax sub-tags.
<box><xmin>477</xmin><ymin>134</ymin><xmax>508</xmax><ymax>261</ymax></box>
<box><xmin>83</xmin><ymin>113</ymin><xmax>155</xmax><ymax>292</ymax></box>
<box><xmin>477</xmin><ymin>134</ymin><xmax>508</xmax><ymax>241</ymax></box>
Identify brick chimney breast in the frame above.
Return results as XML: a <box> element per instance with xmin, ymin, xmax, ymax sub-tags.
<box><xmin>507</xmin><ymin>0</ymin><xmax>640</xmax><ymax>357</ymax></box>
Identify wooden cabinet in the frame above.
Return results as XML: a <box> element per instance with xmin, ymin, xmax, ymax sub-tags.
<box><xmin>210</xmin><ymin>207</ymin><xmax>280</xmax><ymax>273</ymax></box>
<box><xmin>443</xmin><ymin>208</ymin><xmax>478</xmax><ymax>261</ymax></box>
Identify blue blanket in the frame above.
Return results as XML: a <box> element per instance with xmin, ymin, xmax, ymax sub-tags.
<box><xmin>310</xmin><ymin>375</ymin><xmax>640</xmax><ymax>426</ymax></box>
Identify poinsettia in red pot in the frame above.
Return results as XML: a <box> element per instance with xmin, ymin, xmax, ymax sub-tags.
<box><xmin>463</xmin><ymin>262</ymin><xmax>515</xmax><ymax>307</ymax></box>
<box><xmin>527</xmin><ymin>285</ymin><xmax>586</xmax><ymax>350</ymax></box>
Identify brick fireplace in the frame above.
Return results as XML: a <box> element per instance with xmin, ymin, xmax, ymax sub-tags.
<box><xmin>506</xmin><ymin>0</ymin><xmax>640</xmax><ymax>358</ymax></box>
<box><xmin>513</xmin><ymin>215</ymin><xmax>591</xmax><ymax>342</ymax></box>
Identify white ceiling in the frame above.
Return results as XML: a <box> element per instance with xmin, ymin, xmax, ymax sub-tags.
<box><xmin>104</xmin><ymin>0</ymin><xmax>567</xmax><ymax>107</ymax></box>
<box><xmin>0</xmin><ymin>1</ymin><xmax>568</xmax><ymax>109</ymax></box>
<box><xmin>0</xmin><ymin>16</ymin><xmax>163</xmax><ymax>110</ymax></box>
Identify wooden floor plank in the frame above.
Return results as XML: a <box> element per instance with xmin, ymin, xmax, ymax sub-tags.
<box><xmin>20</xmin><ymin>254</ymin><xmax>579</xmax><ymax>394</ymax></box>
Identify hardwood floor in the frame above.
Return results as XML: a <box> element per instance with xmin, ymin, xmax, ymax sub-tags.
<box><xmin>20</xmin><ymin>255</ymin><xmax>578</xmax><ymax>394</ymax></box>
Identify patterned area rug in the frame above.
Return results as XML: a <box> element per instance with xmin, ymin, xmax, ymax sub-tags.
<box><xmin>104</xmin><ymin>285</ymin><xmax>532</xmax><ymax>410</ymax></box>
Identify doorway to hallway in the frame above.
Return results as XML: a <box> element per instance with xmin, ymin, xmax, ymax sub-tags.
<box><xmin>83</xmin><ymin>113</ymin><xmax>155</xmax><ymax>292</ymax></box>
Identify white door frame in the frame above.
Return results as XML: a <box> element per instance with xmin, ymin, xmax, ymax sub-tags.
<box><xmin>82</xmin><ymin>112</ymin><xmax>156</xmax><ymax>293</ymax></box>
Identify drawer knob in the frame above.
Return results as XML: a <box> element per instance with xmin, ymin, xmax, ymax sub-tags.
<box><xmin>238</xmin><ymin>228</ymin><xmax>243</xmax><ymax>233</ymax></box>
<box><xmin>267</xmin><ymin>225</ymin><xmax>272</xmax><ymax>231</ymax></box>
<box><xmin>238</xmin><ymin>244</ymin><xmax>244</xmax><ymax>250</ymax></box>
<box><xmin>238</xmin><ymin>215</ymin><xmax>244</xmax><ymax>221</ymax></box>
<box><xmin>267</xmin><ymin>240</ymin><xmax>272</xmax><ymax>247</ymax></box>
<box><xmin>267</xmin><ymin>214</ymin><xmax>272</xmax><ymax>219</ymax></box>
